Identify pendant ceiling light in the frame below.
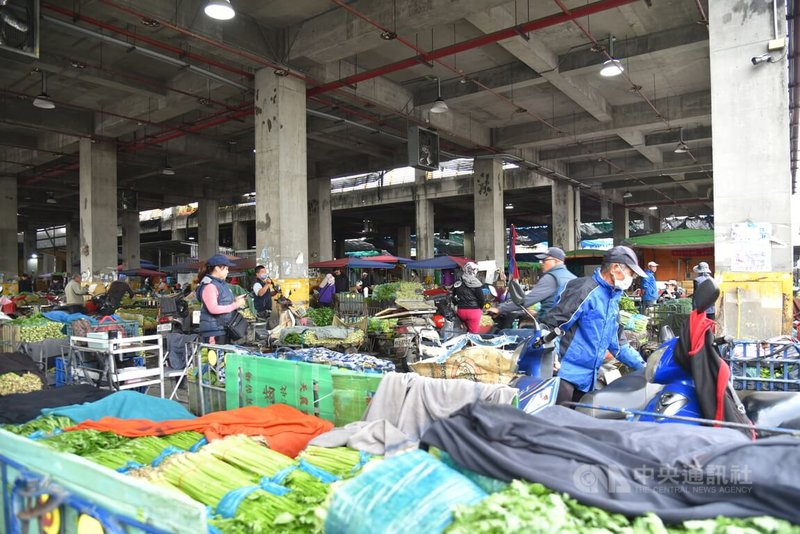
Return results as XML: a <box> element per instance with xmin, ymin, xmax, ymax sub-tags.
<box><xmin>430</xmin><ymin>78</ymin><xmax>448</xmax><ymax>113</ymax></box>
<box><xmin>622</xmin><ymin>190</ymin><xmax>633</xmax><ymax>199</ymax></box>
<box><xmin>32</xmin><ymin>72</ymin><xmax>55</xmax><ymax>110</ymax></box>
<box><xmin>204</xmin><ymin>0</ymin><xmax>235</xmax><ymax>20</ymax></box>
<box><xmin>674</xmin><ymin>127</ymin><xmax>690</xmax><ymax>153</ymax></box>
<box><xmin>599</xmin><ymin>35</ymin><xmax>624</xmax><ymax>77</ymax></box>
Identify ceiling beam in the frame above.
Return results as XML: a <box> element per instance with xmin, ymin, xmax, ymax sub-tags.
<box><xmin>467</xmin><ymin>5</ymin><xmax>611</xmax><ymax>121</ymax></box>
<box><xmin>568</xmin><ymin>147</ymin><xmax>712</xmax><ymax>180</ymax></box>
<box><xmin>494</xmin><ymin>91</ymin><xmax>711</xmax><ymax>148</ymax></box>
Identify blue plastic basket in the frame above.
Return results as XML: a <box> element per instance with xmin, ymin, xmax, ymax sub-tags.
<box><xmin>720</xmin><ymin>341</ymin><xmax>800</xmax><ymax>391</ymax></box>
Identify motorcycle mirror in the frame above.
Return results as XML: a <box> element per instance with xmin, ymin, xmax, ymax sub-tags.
<box><xmin>693</xmin><ymin>278</ymin><xmax>719</xmax><ymax>313</ymax></box>
<box><xmin>488</xmin><ymin>286</ymin><xmax>498</xmax><ymax>298</ymax></box>
<box><xmin>508</xmin><ymin>280</ymin><xmax>526</xmax><ymax>306</ymax></box>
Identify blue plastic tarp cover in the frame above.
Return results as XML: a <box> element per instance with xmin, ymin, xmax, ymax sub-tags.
<box><xmin>42</xmin><ymin>391</ymin><xmax>196</xmax><ymax>422</ymax></box>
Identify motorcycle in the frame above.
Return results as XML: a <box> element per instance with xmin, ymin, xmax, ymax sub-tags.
<box><xmin>157</xmin><ymin>286</ymin><xmax>195</xmax><ymax>334</ymax></box>
<box><xmin>576</xmin><ymin>279</ymin><xmax>800</xmax><ymax>434</ymax></box>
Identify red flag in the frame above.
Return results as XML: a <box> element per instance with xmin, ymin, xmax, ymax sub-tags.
<box><xmin>509</xmin><ymin>225</ymin><xmax>520</xmax><ymax>280</ymax></box>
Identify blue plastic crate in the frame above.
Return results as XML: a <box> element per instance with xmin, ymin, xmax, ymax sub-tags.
<box><xmin>720</xmin><ymin>341</ymin><xmax>800</xmax><ymax>391</ymax></box>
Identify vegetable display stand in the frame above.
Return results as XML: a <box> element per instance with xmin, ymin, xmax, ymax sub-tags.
<box><xmin>0</xmin><ymin>428</ymin><xmax>206</xmax><ymax>533</ymax></box>
<box><xmin>192</xmin><ymin>342</ymin><xmax>235</xmax><ymax>416</ymax></box>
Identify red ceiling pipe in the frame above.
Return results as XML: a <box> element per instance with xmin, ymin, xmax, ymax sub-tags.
<box><xmin>308</xmin><ymin>0</ymin><xmax>638</xmax><ymax>97</ymax></box>
<box><xmin>42</xmin><ymin>2</ymin><xmax>253</xmax><ymax>80</ymax></box>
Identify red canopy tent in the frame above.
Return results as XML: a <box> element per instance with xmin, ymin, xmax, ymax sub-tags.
<box><xmin>365</xmin><ymin>254</ymin><xmax>413</xmax><ymax>264</ymax></box>
<box><xmin>117</xmin><ymin>267</ymin><xmax>166</xmax><ymax>277</ymax></box>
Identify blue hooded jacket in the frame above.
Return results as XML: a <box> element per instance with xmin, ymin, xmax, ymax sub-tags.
<box><xmin>641</xmin><ymin>269</ymin><xmax>658</xmax><ymax>302</ymax></box>
<box><xmin>543</xmin><ymin>268</ymin><xmax>645</xmax><ymax>393</ymax></box>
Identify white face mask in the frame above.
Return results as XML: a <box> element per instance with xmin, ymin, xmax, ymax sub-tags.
<box><xmin>613</xmin><ymin>265</ymin><xmax>633</xmax><ymax>291</ymax></box>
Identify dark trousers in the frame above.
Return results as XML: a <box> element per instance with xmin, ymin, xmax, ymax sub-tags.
<box><xmin>556</xmin><ymin>379</ymin><xmax>586</xmax><ymax>406</ymax></box>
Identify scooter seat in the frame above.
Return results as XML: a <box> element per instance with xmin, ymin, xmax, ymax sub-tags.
<box><xmin>737</xmin><ymin>391</ymin><xmax>800</xmax><ymax>429</ymax></box>
<box><xmin>576</xmin><ymin>369</ymin><xmax>664</xmax><ymax>419</ymax></box>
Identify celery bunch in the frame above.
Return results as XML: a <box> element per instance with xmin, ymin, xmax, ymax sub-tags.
<box><xmin>300</xmin><ymin>446</ymin><xmax>380</xmax><ymax>478</ymax></box>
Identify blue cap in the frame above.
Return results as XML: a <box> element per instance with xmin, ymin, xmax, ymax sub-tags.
<box><xmin>207</xmin><ymin>254</ymin><xmax>236</xmax><ymax>267</ymax></box>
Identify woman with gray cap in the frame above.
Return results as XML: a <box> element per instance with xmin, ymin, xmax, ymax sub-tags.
<box><xmin>692</xmin><ymin>261</ymin><xmax>715</xmax><ymax>319</ymax></box>
<box><xmin>543</xmin><ymin>246</ymin><xmax>646</xmax><ymax>405</ymax></box>
<box><xmin>196</xmin><ymin>254</ymin><xmax>247</xmax><ymax>344</ymax></box>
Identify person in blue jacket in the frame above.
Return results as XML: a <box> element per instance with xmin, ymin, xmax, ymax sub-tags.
<box><xmin>640</xmin><ymin>260</ymin><xmax>659</xmax><ymax>313</ymax></box>
<box><xmin>543</xmin><ymin>246</ymin><xmax>646</xmax><ymax>405</ymax></box>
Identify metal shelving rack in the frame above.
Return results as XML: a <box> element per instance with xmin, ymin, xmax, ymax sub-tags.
<box><xmin>66</xmin><ymin>334</ymin><xmax>167</xmax><ymax>396</ymax></box>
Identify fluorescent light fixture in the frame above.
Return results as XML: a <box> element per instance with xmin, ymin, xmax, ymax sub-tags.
<box><xmin>599</xmin><ymin>59</ymin><xmax>624</xmax><ymax>77</ymax></box>
<box><xmin>622</xmin><ymin>190</ymin><xmax>633</xmax><ymax>199</ymax></box>
<box><xmin>504</xmin><ymin>202</ymin><xmax>514</xmax><ymax>210</ymax></box>
<box><xmin>31</xmin><ymin>253</ymin><xmax>38</xmax><ymax>259</ymax></box>
<box><xmin>430</xmin><ymin>78</ymin><xmax>449</xmax><ymax>113</ymax></box>
<box><xmin>204</xmin><ymin>0</ymin><xmax>235</xmax><ymax>20</ymax></box>
<box><xmin>648</xmin><ymin>206</ymin><xmax>658</xmax><ymax>210</ymax></box>
<box><xmin>162</xmin><ymin>164</ymin><xmax>175</xmax><ymax>176</ymax></box>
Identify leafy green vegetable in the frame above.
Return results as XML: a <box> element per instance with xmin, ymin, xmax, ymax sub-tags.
<box><xmin>446</xmin><ymin>480</ymin><xmax>800</xmax><ymax>534</ymax></box>
<box><xmin>0</xmin><ymin>372</ymin><xmax>43</xmax><ymax>395</ymax></box>
<box><xmin>1</xmin><ymin>415</ymin><xmax>75</xmax><ymax>436</ymax></box>
<box><xmin>306</xmin><ymin>307</ymin><xmax>334</xmax><ymax>327</ymax></box>
<box><xmin>619</xmin><ymin>297</ymin><xmax>637</xmax><ymax>313</ymax></box>
<box><xmin>283</xmin><ymin>333</ymin><xmax>304</xmax><ymax>346</ymax></box>
<box><xmin>42</xmin><ymin>429</ymin><xmax>130</xmax><ymax>456</ymax></box>
<box><xmin>371</xmin><ymin>283</ymin><xmax>400</xmax><ymax>302</ymax></box>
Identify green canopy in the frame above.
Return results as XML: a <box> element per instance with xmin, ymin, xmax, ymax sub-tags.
<box><xmin>624</xmin><ymin>229</ymin><xmax>714</xmax><ymax>249</ymax></box>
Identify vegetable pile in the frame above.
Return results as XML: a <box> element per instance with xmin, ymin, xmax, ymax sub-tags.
<box><xmin>11</xmin><ymin>314</ymin><xmax>66</xmax><ymax>342</ymax></box>
<box><xmin>0</xmin><ymin>372</ymin><xmax>43</xmax><ymax>395</ymax></box>
<box><xmin>303</xmin><ymin>329</ymin><xmax>365</xmax><ymax>348</ymax></box>
<box><xmin>1</xmin><ymin>415</ymin><xmax>74</xmax><ymax>436</ymax></box>
<box><xmin>367</xmin><ymin>317</ymin><xmax>397</xmax><ymax>334</ymax></box>
<box><xmin>307</xmin><ymin>307</ymin><xmax>334</xmax><ymax>327</ymax></box>
<box><xmin>446</xmin><ymin>479</ymin><xmax>799</xmax><ymax>534</ymax></box>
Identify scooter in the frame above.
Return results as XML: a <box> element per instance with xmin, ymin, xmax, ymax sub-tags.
<box><xmin>576</xmin><ymin>279</ymin><xmax>800</xmax><ymax>433</ymax></box>
<box><xmin>157</xmin><ymin>286</ymin><xmax>194</xmax><ymax>334</ymax></box>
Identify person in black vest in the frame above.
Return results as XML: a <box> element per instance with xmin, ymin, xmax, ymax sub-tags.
<box><xmin>252</xmin><ymin>265</ymin><xmax>274</xmax><ymax>320</ymax></box>
<box><xmin>196</xmin><ymin>255</ymin><xmax>246</xmax><ymax>344</ymax></box>
<box><xmin>18</xmin><ymin>273</ymin><xmax>33</xmax><ymax>293</ymax></box>
<box><xmin>333</xmin><ymin>268</ymin><xmax>349</xmax><ymax>293</ymax></box>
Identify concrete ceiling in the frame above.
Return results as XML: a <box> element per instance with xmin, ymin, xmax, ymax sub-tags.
<box><xmin>0</xmin><ymin>0</ymin><xmax>714</xmax><ymax>231</ymax></box>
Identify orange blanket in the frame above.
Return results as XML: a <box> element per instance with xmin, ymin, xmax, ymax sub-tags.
<box><xmin>68</xmin><ymin>404</ymin><xmax>333</xmax><ymax>458</ymax></box>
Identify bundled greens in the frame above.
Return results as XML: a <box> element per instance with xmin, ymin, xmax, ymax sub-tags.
<box><xmin>619</xmin><ymin>296</ymin><xmax>638</xmax><ymax>314</ymax></box>
<box><xmin>42</xmin><ymin>429</ymin><xmax>130</xmax><ymax>456</ymax></box>
<box><xmin>367</xmin><ymin>317</ymin><xmax>397</xmax><ymax>334</ymax></box>
<box><xmin>446</xmin><ymin>480</ymin><xmax>800</xmax><ymax>534</ymax></box>
<box><xmin>1</xmin><ymin>415</ymin><xmax>74</xmax><ymax>436</ymax></box>
<box><xmin>303</xmin><ymin>329</ymin><xmax>364</xmax><ymax>347</ymax></box>
<box><xmin>299</xmin><ymin>446</ymin><xmax>379</xmax><ymax>478</ymax></box>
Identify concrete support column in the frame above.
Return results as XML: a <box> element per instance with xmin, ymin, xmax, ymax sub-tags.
<box><xmin>473</xmin><ymin>158</ymin><xmax>505</xmax><ymax>265</ymax></box>
<box><xmin>551</xmin><ymin>181</ymin><xmax>578</xmax><ymax>250</ymax></box>
<box><xmin>79</xmin><ymin>139</ymin><xmax>117</xmax><ymax>275</ymax></box>
<box><xmin>22</xmin><ymin>229</ymin><xmax>37</xmax><ymax>276</ymax></box>
<box><xmin>65</xmin><ymin>220</ymin><xmax>80</xmax><ymax>274</ymax></box>
<box><xmin>612</xmin><ymin>204</ymin><xmax>629</xmax><ymax>245</ymax></box>
<box><xmin>0</xmin><ymin>177</ymin><xmax>17</xmax><ymax>278</ymax></box>
<box><xmin>463</xmin><ymin>232</ymin><xmax>475</xmax><ymax>260</ymax></box>
<box><xmin>198</xmin><ymin>198</ymin><xmax>219</xmax><ymax>260</ymax></box>
<box><xmin>231</xmin><ymin>220</ymin><xmax>248</xmax><ymax>252</ymax></box>
<box><xmin>710</xmin><ymin>1</ymin><xmax>792</xmax><ymax>273</ymax></box>
<box><xmin>254</xmin><ymin>68</ymin><xmax>308</xmax><ymax>278</ymax></box>
<box><xmin>414</xmin><ymin>170</ymin><xmax>434</xmax><ymax>259</ymax></box>
<box><xmin>396</xmin><ymin>226</ymin><xmax>411</xmax><ymax>258</ymax></box>
<box><xmin>171</xmin><ymin>215</ymin><xmax>186</xmax><ymax>241</ymax></box>
<box><xmin>308</xmin><ymin>178</ymin><xmax>333</xmax><ymax>263</ymax></box>
<box><xmin>120</xmin><ymin>211</ymin><xmax>141</xmax><ymax>269</ymax></box>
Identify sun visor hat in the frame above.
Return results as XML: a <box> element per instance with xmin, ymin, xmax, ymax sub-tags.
<box><xmin>206</xmin><ymin>254</ymin><xmax>236</xmax><ymax>267</ymax></box>
<box><xmin>602</xmin><ymin>246</ymin><xmax>646</xmax><ymax>277</ymax></box>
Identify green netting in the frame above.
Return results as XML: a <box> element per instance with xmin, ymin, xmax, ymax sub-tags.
<box><xmin>225</xmin><ymin>354</ymin><xmax>335</xmax><ymax>422</ymax></box>
<box><xmin>331</xmin><ymin>369</ymin><xmax>384</xmax><ymax>427</ymax></box>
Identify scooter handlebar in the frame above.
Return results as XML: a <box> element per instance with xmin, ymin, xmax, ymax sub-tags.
<box><xmin>544</xmin><ymin>327</ymin><xmax>563</xmax><ymax>343</ymax></box>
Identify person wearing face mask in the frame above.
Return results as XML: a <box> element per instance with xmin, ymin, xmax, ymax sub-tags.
<box><xmin>252</xmin><ymin>265</ymin><xmax>274</xmax><ymax>320</ymax></box>
<box><xmin>543</xmin><ymin>246</ymin><xmax>646</xmax><ymax>405</ymax></box>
